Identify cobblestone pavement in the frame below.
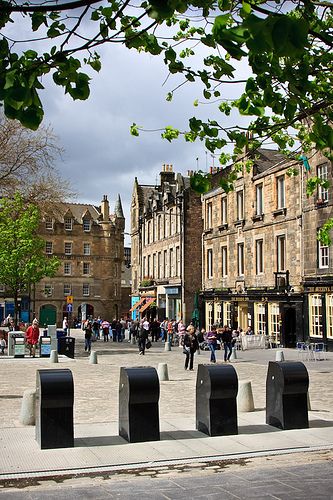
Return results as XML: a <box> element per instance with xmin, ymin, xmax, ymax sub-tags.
<box><xmin>1</xmin><ymin>331</ymin><xmax>333</xmax><ymax>498</ymax></box>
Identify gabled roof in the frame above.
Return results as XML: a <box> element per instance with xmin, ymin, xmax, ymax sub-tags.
<box><xmin>254</xmin><ymin>148</ymin><xmax>289</xmax><ymax>173</ymax></box>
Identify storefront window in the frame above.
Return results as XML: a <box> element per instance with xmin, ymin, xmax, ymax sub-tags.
<box><xmin>327</xmin><ymin>294</ymin><xmax>333</xmax><ymax>339</ymax></box>
<box><xmin>206</xmin><ymin>302</ymin><xmax>213</xmax><ymax>331</ymax></box>
<box><xmin>269</xmin><ymin>303</ymin><xmax>280</xmax><ymax>342</ymax></box>
<box><xmin>215</xmin><ymin>302</ymin><xmax>221</xmax><ymax>326</ymax></box>
<box><xmin>255</xmin><ymin>303</ymin><xmax>266</xmax><ymax>334</ymax></box>
<box><xmin>223</xmin><ymin>301</ymin><xmax>231</xmax><ymax>328</ymax></box>
<box><xmin>309</xmin><ymin>294</ymin><xmax>323</xmax><ymax>338</ymax></box>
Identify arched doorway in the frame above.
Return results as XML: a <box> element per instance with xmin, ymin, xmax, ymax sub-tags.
<box><xmin>78</xmin><ymin>303</ymin><xmax>94</xmax><ymax>322</ymax></box>
<box><xmin>284</xmin><ymin>307</ymin><xmax>297</xmax><ymax>348</ymax></box>
<box><xmin>39</xmin><ymin>304</ymin><xmax>57</xmax><ymax>326</ymax></box>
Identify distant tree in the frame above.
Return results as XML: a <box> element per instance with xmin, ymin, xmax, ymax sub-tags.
<box><xmin>0</xmin><ymin>115</ymin><xmax>75</xmax><ymax>213</ymax></box>
<box><xmin>0</xmin><ymin>193</ymin><xmax>60</xmax><ymax>326</ymax></box>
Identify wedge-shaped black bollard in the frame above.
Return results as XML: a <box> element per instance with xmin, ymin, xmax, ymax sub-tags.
<box><xmin>266</xmin><ymin>361</ymin><xmax>309</xmax><ymax>430</ymax></box>
<box><xmin>119</xmin><ymin>366</ymin><xmax>160</xmax><ymax>443</ymax></box>
<box><xmin>35</xmin><ymin>368</ymin><xmax>74</xmax><ymax>449</ymax></box>
<box><xmin>196</xmin><ymin>364</ymin><xmax>238</xmax><ymax>436</ymax></box>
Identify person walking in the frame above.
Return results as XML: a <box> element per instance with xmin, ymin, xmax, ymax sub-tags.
<box><xmin>177</xmin><ymin>319</ymin><xmax>186</xmax><ymax>348</ymax></box>
<box><xmin>25</xmin><ymin>318</ymin><xmax>40</xmax><ymax>357</ymax></box>
<box><xmin>138</xmin><ymin>324</ymin><xmax>148</xmax><ymax>355</ymax></box>
<box><xmin>205</xmin><ymin>325</ymin><xmax>218</xmax><ymax>363</ymax></box>
<box><xmin>182</xmin><ymin>325</ymin><xmax>199</xmax><ymax>370</ymax></box>
<box><xmin>0</xmin><ymin>334</ymin><xmax>6</xmax><ymax>354</ymax></box>
<box><xmin>221</xmin><ymin>325</ymin><xmax>233</xmax><ymax>362</ymax></box>
<box><xmin>84</xmin><ymin>320</ymin><xmax>93</xmax><ymax>352</ymax></box>
<box><xmin>150</xmin><ymin>318</ymin><xmax>160</xmax><ymax>342</ymax></box>
<box><xmin>62</xmin><ymin>316</ymin><xmax>68</xmax><ymax>336</ymax></box>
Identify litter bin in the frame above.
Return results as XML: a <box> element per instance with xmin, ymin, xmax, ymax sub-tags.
<box><xmin>35</xmin><ymin>368</ymin><xmax>74</xmax><ymax>449</ymax></box>
<box><xmin>8</xmin><ymin>331</ymin><xmax>25</xmax><ymax>357</ymax></box>
<box><xmin>13</xmin><ymin>336</ymin><xmax>25</xmax><ymax>358</ymax></box>
<box><xmin>58</xmin><ymin>336</ymin><xmax>75</xmax><ymax>359</ymax></box>
<box><xmin>39</xmin><ymin>336</ymin><xmax>51</xmax><ymax>358</ymax></box>
<box><xmin>119</xmin><ymin>366</ymin><xmax>160</xmax><ymax>443</ymax></box>
<box><xmin>196</xmin><ymin>363</ymin><xmax>238</xmax><ymax>436</ymax></box>
<box><xmin>266</xmin><ymin>361</ymin><xmax>309</xmax><ymax>430</ymax></box>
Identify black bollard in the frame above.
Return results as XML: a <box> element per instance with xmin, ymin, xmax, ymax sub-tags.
<box><xmin>35</xmin><ymin>368</ymin><xmax>74</xmax><ymax>449</ymax></box>
<box><xmin>196</xmin><ymin>364</ymin><xmax>238</xmax><ymax>436</ymax></box>
<box><xmin>58</xmin><ymin>336</ymin><xmax>75</xmax><ymax>358</ymax></box>
<box><xmin>266</xmin><ymin>361</ymin><xmax>309</xmax><ymax>430</ymax></box>
<box><xmin>119</xmin><ymin>366</ymin><xmax>160</xmax><ymax>443</ymax></box>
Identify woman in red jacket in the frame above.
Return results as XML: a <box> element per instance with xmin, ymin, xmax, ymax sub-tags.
<box><xmin>25</xmin><ymin>318</ymin><xmax>40</xmax><ymax>357</ymax></box>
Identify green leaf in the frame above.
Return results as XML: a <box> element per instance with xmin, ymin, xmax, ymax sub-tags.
<box><xmin>130</xmin><ymin>123</ymin><xmax>139</xmax><ymax>136</ymax></box>
<box><xmin>31</xmin><ymin>11</ymin><xmax>47</xmax><ymax>31</ymax></box>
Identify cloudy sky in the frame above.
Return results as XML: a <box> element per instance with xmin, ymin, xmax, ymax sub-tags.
<box><xmin>6</xmin><ymin>7</ymin><xmax>249</xmax><ymax>245</ymax></box>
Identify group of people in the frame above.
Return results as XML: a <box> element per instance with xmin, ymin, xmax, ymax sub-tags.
<box><xmin>82</xmin><ymin>317</ymin><xmax>131</xmax><ymax>352</ymax></box>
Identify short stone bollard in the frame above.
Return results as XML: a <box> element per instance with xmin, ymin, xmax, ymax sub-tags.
<box><xmin>230</xmin><ymin>347</ymin><xmax>237</xmax><ymax>361</ymax></box>
<box><xmin>237</xmin><ymin>380</ymin><xmax>255</xmax><ymax>412</ymax></box>
<box><xmin>157</xmin><ymin>363</ymin><xmax>169</xmax><ymax>381</ymax></box>
<box><xmin>89</xmin><ymin>351</ymin><xmax>98</xmax><ymax>364</ymax></box>
<box><xmin>50</xmin><ymin>350</ymin><xmax>58</xmax><ymax>363</ymax></box>
<box><xmin>19</xmin><ymin>389</ymin><xmax>36</xmax><ymax>425</ymax></box>
<box><xmin>164</xmin><ymin>341</ymin><xmax>171</xmax><ymax>352</ymax></box>
<box><xmin>275</xmin><ymin>350</ymin><xmax>285</xmax><ymax>362</ymax></box>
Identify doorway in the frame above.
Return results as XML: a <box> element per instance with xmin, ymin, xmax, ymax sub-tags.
<box><xmin>284</xmin><ymin>307</ymin><xmax>296</xmax><ymax>348</ymax></box>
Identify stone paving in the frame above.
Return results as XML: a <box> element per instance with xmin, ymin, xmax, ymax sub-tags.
<box><xmin>0</xmin><ymin>331</ymin><xmax>333</xmax><ymax>498</ymax></box>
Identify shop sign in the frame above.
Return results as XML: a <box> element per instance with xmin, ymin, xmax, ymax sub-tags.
<box><xmin>165</xmin><ymin>287</ymin><xmax>179</xmax><ymax>295</ymax></box>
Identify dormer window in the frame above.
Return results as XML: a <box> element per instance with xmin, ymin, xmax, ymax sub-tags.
<box><xmin>64</xmin><ymin>217</ymin><xmax>73</xmax><ymax>231</ymax></box>
<box><xmin>83</xmin><ymin>218</ymin><xmax>91</xmax><ymax>232</ymax></box>
<box><xmin>45</xmin><ymin>217</ymin><xmax>54</xmax><ymax>230</ymax></box>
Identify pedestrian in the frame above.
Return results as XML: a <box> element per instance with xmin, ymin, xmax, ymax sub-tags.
<box><xmin>205</xmin><ymin>325</ymin><xmax>218</xmax><ymax>363</ymax></box>
<box><xmin>150</xmin><ymin>318</ymin><xmax>160</xmax><ymax>342</ymax></box>
<box><xmin>102</xmin><ymin>321</ymin><xmax>110</xmax><ymax>342</ymax></box>
<box><xmin>182</xmin><ymin>325</ymin><xmax>199</xmax><ymax>370</ymax></box>
<box><xmin>62</xmin><ymin>316</ymin><xmax>68</xmax><ymax>335</ymax></box>
<box><xmin>177</xmin><ymin>319</ymin><xmax>186</xmax><ymax>347</ymax></box>
<box><xmin>25</xmin><ymin>318</ymin><xmax>40</xmax><ymax>357</ymax></box>
<box><xmin>116</xmin><ymin>320</ymin><xmax>123</xmax><ymax>342</ymax></box>
<box><xmin>120</xmin><ymin>317</ymin><xmax>127</xmax><ymax>341</ymax></box>
<box><xmin>160</xmin><ymin>319</ymin><xmax>167</xmax><ymax>342</ymax></box>
<box><xmin>138</xmin><ymin>324</ymin><xmax>148</xmax><ymax>355</ymax></box>
<box><xmin>167</xmin><ymin>318</ymin><xmax>174</xmax><ymax>345</ymax></box>
<box><xmin>111</xmin><ymin>319</ymin><xmax>117</xmax><ymax>342</ymax></box>
<box><xmin>0</xmin><ymin>334</ymin><xmax>6</xmax><ymax>354</ymax></box>
<box><xmin>92</xmin><ymin>318</ymin><xmax>100</xmax><ymax>340</ymax></box>
<box><xmin>221</xmin><ymin>325</ymin><xmax>233</xmax><ymax>362</ymax></box>
<box><xmin>84</xmin><ymin>320</ymin><xmax>93</xmax><ymax>352</ymax></box>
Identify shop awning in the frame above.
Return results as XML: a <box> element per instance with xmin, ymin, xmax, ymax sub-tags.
<box><xmin>139</xmin><ymin>297</ymin><xmax>156</xmax><ymax>313</ymax></box>
<box><xmin>129</xmin><ymin>297</ymin><xmax>145</xmax><ymax>312</ymax></box>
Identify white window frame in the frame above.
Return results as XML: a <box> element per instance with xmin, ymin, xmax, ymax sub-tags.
<box><xmin>83</xmin><ymin>218</ymin><xmax>91</xmax><ymax>232</ymax></box>
<box><xmin>221</xmin><ymin>246</ymin><xmax>228</xmax><ymax>277</ymax></box>
<box><xmin>207</xmin><ymin>248</ymin><xmax>213</xmax><ymax>279</ymax></box>
<box><xmin>255</xmin><ymin>302</ymin><xmax>266</xmax><ymax>335</ymax></box>
<box><xmin>277</xmin><ymin>235</ymin><xmax>286</xmax><ymax>272</ymax></box>
<box><xmin>318</xmin><ymin>239</ymin><xmax>329</xmax><ymax>269</ymax></box>
<box><xmin>64</xmin><ymin>262</ymin><xmax>72</xmax><ymax>276</ymax></box>
<box><xmin>237</xmin><ymin>242</ymin><xmax>244</xmax><ymax>276</ymax></box>
<box><xmin>327</xmin><ymin>294</ymin><xmax>333</xmax><ymax>339</ymax></box>
<box><xmin>64</xmin><ymin>242</ymin><xmax>72</xmax><ymax>256</ymax></box>
<box><xmin>64</xmin><ymin>284</ymin><xmax>72</xmax><ymax>296</ymax></box>
<box><xmin>256</xmin><ymin>239</ymin><xmax>264</xmax><ymax>274</ymax></box>
<box><xmin>45</xmin><ymin>217</ymin><xmax>54</xmax><ymax>230</ymax></box>
<box><xmin>64</xmin><ymin>217</ymin><xmax>73</xmax><ymax>231</ymax></box>
<box><xmin>223</xmin><ymin>301</ymin><xmax>232</xmax><ymax>328</ymax></box>
<box><xmin>83</xmin><ymin>243</ymin><xmax>91</xmax><ymax>256</ymax></box>
<box><xmin>256</xmin><ymin>183</ymin><xmax>264</xmax><ymax>216</ymax></box>
<box><xmin>83</xmin><ymin>283</ymin><xmax>90</xmax><ymax>296</ymax></box>
<box><xmin>221</xmin><ymin>196</ymin><xmax>228</xmax><ymax>225</ymax></box>
<box><xmin>176</xmin><ymin>246</ymin><xmax>180</xmax><ymax>277</ymax></box>
<box><xmin>207</xmin><ymin>202</ymin><xmax>213</xmax><ymax>229</ymax></box>
<box><xmin>45</xmin><ymin>241</ymin><xmax>53</xmax><ymax>255</ymax></box>
<box><xmin>309</xmin><ymin>294</ymin><xmax>323</xmax><ymax>338</ymax></box>
<box><xmin>277</xmin><ymin>175</ymin><xmax>285</xmax><ymax>209</ymax></box>
<box><xmin>317</xmin><ymin>163</ymin><xmax>329</xmax><ymax>202</ymax></box>
<box><xmin>269</xmin><ymin>303</ymin><xmax>280</xmax><ymax>341</ymax></box>
<box><xmin>83</xmin><ymin>262</ymin><xmax>90</xmax><ymax>275</ymax></box>
<box><xmin>236</xmin><ymin>190</ymin><xmax>244</xmax><ymax>221</ymax></box>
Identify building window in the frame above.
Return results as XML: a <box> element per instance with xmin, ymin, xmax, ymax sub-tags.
<box><xmin>255</xmin><ymin>302</ymin><xmax>266</xmax><ymax>335</ymax></box>
<box><xmin>255</xmin><ymin>239</ymin><xmax>264</xmax><ymax>274</ymax></box>
<box><xmin>45</xmin><ymin>217</ymin><xmax>54</xmax><ymax>230</ymax></box>
<box><xmin>143</xmin><ymin>256</ymin><xmax>146</xmax><ymax>278</ymax></box>
<box><xmin>269</xmin><ymin>303</ymin><xmax>280</xmax><ymax>343</ymax></box>
<box><xmin>64</xmin><ymin>217</ymin><xmax>73</xmax><ymax>231</ymax></box>
<box><xmin>237</xmin><ymin>243</ymin><xmax>244</xmax><ymax>276</ymax></box>
<box><xmin>256</xmin><ymin>184</ymin><xmax>264</xmax><ymax>216</ymax></box>
<box><xmin>206</xmin><ymin>202</ymin><xmax>213</xmax><ymax>229</ymax></box>
<box><xmin>276</xmin><ymin>175</ymin><xmax>285</xmax><ymax>209</ymax></box>
<box><xmin>147</xmin><ymin>254</ymin><xmax>151</xmax><ymax>277</ymax></box>
<box><xmin>83</xmin><ymin>243</ymin><xmax>91</xmax><ymax>256</ymax></box>
<box><xmin>64</xmin><ymin>262</ymin><xmax>72</xmax><ymax>275</ymax></box>
<box><xmin>64</xmin><ymin>242</ymin><xmax>72</xmax><ymax>255</ymax></box>
<box><xmin>327</xmin><ymin>294</ymin><xmax>333</xmax><ymax>339</ymax></box>
<box><xmin>45</xmin><ymin>241</ymin><xmax>53</xmax><ymax>255</ymax></box>
<box><xmin>207</xmin><ymin>248</ymin><xmax>213</xmax><ymax>279</ymax></box>
<box><xmin>318</xmin><ymin>238</ymin><xmax>329</xmax><ymax>269</ymax></box>
<box><xmin>147</xmin><ymin>220</ymin><xmax>151</xmax><ymax>244</ymax></box>
<box><xmin>158</xmin><ymin>252</ymin><xmax>162</xmax><ymax>279</ymax></box>
<box><xmin>206</xmin><ymin>302</ymin><xmax>213</xmax><ymax>331</ymax></box>
<box><xmin>277</xmin><ymin>235</ymin><xmax>286</xmax><ymax>271</ymax></box>
<box><xmin>221</xmin><ymin>246</ymin><xmax>228</xmax><ymax>277</ymax></box>
<box><xmin>317</xmin><ymin>163</ymin><xmax>329</xmax><ymax>202</ymax></box>
<box><xmin>215</xmin><ymin>303</ymin><xmax>222</xmax><ymax>326</ymax></box>
<box><xmin>64</xmin><ymin>284</ymin><xmax>72</xmax><ymax>296</ymax></box>
<box><xmin>83</xmin><ymin>283</ymin><xmax>90</xmax><ymax>296</ymax></box>
<box><xmin>309</xmin><ymin>294</ymin><xmax>323</xmax><ymax>338</ymax></box>
<box><xmin>221</xmin><ymin>197</ymin><xmax>228</xmax><ymax>225</ymax></box>
<box><xmin>83</xmin><ymin>218</ymin><xmax>91</xmax><ymax>232</ymax></box>
<box><xmin>44</xmin><ymin>284</ymin><xmax>53</xmax><ymax>297</ymax></box>
<box><xmin>83</xmin><ymin>262</ymin><xmax>90</xmax><ymax>275</ymax></box>
<box><xmin>223</xmin><ymin>302</ymin><xmax>232</xmax><ymax>328</ymax></box>
<box><xmin>170</xmin><ymin>248</ymin><xmax>174</xmax><ymax>277</ymax></box>
<box><xmin>164</xmin><ymin>249</ymin><xmax>168</xmax><ymax>277</ymax></box>
<box><xmin>170</xmin><ymin>208</ymin><xmax>175</xmax><ymax>235</ymax></box>
<box><xmin>153</xmin><ymin>253</ymin><xmax>157</xmax><ymax>278</ymax></box>
<box><xmin>176</xmin><ymin>246</ymin><xmax>180</xmax><ymax>277</ymax></box>
<box><xmin>236</xmin><ymin>190</ymin><xmax>244</xmax><ymax>221</ymax></box>
<box><xmin>157</xmin><ymin>215</ymin><xmax>161</xmax><ymax>240</ymax></box>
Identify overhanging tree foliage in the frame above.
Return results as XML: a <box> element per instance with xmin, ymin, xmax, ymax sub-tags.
<box><xmin>0</xmin><ymin>193</ymin><xmax>60</xmax><ymax>326</ymax></box>
<box><xmin>0</xmin><ymin>1</ymin><xmax>332</xmax><ymax>233</ymax></box>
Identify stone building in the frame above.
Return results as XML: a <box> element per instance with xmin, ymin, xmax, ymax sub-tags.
<box><xmin>130</xmin><ymin>164</ymin><xmax>203</xmax><ymax>325</ymax></box>
<box><xmin>34</xmin><ymin>194</ymin><xmax>125</xmax><ymax>327</ymax></box>
<box><xmin>200</xmin><ymin>148</ymin><xmax>333</xmax><ymax>350</ymax></box>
